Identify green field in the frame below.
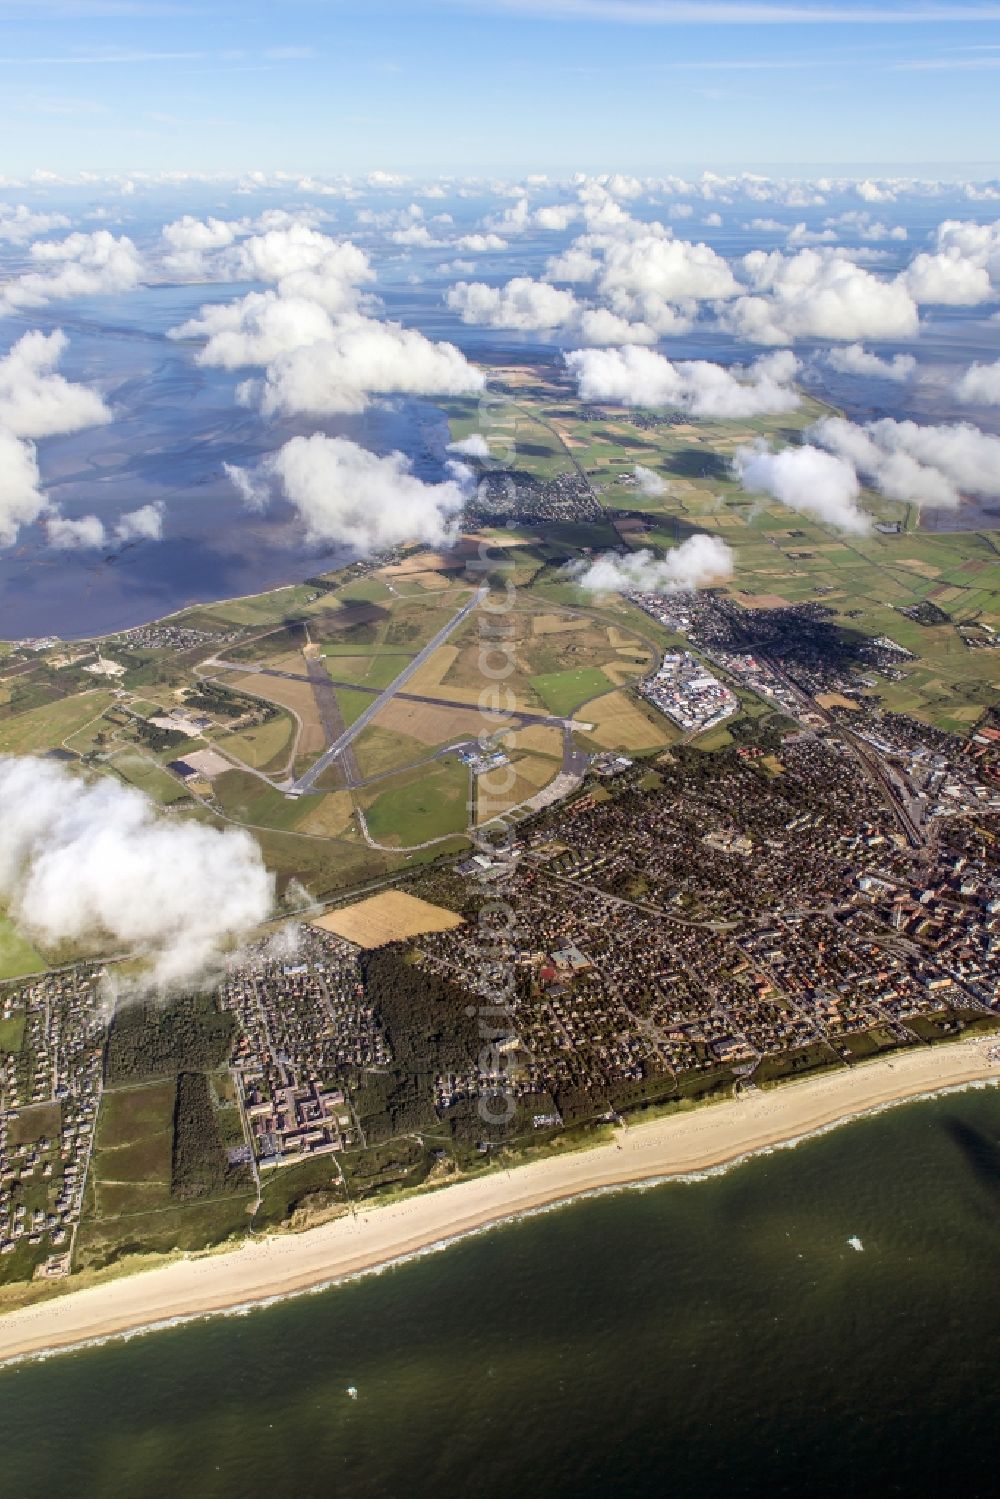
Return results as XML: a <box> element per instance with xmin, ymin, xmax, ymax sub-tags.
<box><xmin>0</xmin><ymin>690</ymin><xmax>115</xmax><ymax>755</ymax></box>
<box><xmin>215</xmin><ymin>712</ymin><xmax>294</xmax><ymax>772</ymax></box>
<box><xmin>8</xmin><ymin>1101</ymin><xmax>62</xmax><ymax>1146</ymax></box>
<box><xmin>90</xmin><ymin>1078</ymin><xmax>176</xmax><ymax>1218</ymax></box>
<box><xmin>185</xmin><ymin>583</ymin><xmax>321</xmax><ymax>628</ymax></box>
<box><xmin>96</xmin><ymin>1079</ymin><xmax>178</xmax><ymax>1149</ymax></box>
<box><xmin>0</xmin><ymin>913</ymin><xmax>45</xmax><ymax>980</ymax></box>
<box><xmin>108</xmin><ymin>751</ymin><xmax>192</xmax><ymax>806</ymax></box>
<box><xmin>0</xmin><ymin>1006</ymin><xmax>26</xmax><ymax>1052</ymax></box>
<box><xmin>529</xmin><ymin>666</ymin><xmax>614</xmax><ymax>717</ymax></box>
<box><xmin>335</xmin><ymin>686</ymin><xmax>380</xmax><ymax>727</ymax></box>
<box><xmin>322</xmin><ymin>653</ymin><xmax>412</xmax><ymax>689</ymax></box>
<box><xmin>362</xmin><ymin>757</ymin><xmax>471</xmax><ymax>847</ymax></box>
<box><xmin>80</xmin><ymin>1074</ymin><xmax>256</xmax><ymax>1260</ymax></box>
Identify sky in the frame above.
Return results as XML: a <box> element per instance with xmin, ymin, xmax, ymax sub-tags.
<box><xmin>1</xmin><ymin>0</ymin><xmax>1000</xmax><ymax>178</ymax></box>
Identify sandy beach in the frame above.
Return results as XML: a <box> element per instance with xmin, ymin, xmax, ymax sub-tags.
<box><xmin>1</xmin><ymin>1037</ymin><xmax>997</xmax><ymax>1366</ymax></box>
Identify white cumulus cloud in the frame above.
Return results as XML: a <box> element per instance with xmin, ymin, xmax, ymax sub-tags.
<box><xmin>722</xmin><ymin>248</ymin><xmax>919</xmax><ymax>344</ymax></box>
<box><xmin>46</xmin><ymin>513</ymin><xmax>107</xmax><ymax>550</ymax></box>
<box><xmin>954</xmin><ymin>358</ymin><xmax>1000</xmax><ymax>405</ymax></box>
<box><xmin>598</xmin><ymin>232</ymin><xmax>739</xmax><ymax>303</ymax></box>
<box><xmin>0</xmin><ymin>230</ymin><xmax>144</xmax><ymax>314</ymax></box>
<box><xmin>174</xmin><ymin>242</ymin><xmax>482</xmax><ymax>419</ymax></box>
<box><xmin>811</xmin><ymin>415</ymin><xmax>1000</xmax><ymax>510</ymax></box>
<box><xmin>247</xmin><ymin>316</ymin><xmax>484</xmax><ymax>417</ymax></box>
<box><xmin>0</xmin><ymin>329</ymin><xmax>111</xmax><ymax>439</ymax></box>
<box><xmin>226</xmin><ymin>434</ymin><xmax>470</xmax><ymax>556</ymax></box>
<box><xmin>633</xmin><ymin>464</ymin><xmax>667</xmax><ymax>497</ymax></box>
<box><xmin>0</xmin><ymin>204</ymin><xmax>70</xmax><ymax>244</ymax></box>
<box><xmin>0</xmin><ymin>755</ymin><xmax>274</xmax><ymax>991</ymax></box>
<box><xmin>0</xmin><ymin>329</ymin><xmax>113</xmax><ymax>547</ymax></box>
<box><xmin>447</xmin><ymin>433</ymin><xmax>491</xmax><ymax>459</ymax></box>
<box><xmin>446</xmin><ymin>276</ymin><xmax>580</xmax><ymax>331</ymax></box>
<box><xmin>734</xmin><ymin>442</ymin><xmax>870</xmax><ymax>534</ymax></box>
<box><xmin>577</xmin><ymin>535</ymin><xmax>734</xmax><ymax>594</ymax></box>
<box><xmin>822</xmin><ymin>344</ymin><xmax>917</xmax><ymax>381</ymax></box>
<box><xmin>0</xmin><ymin>430</ymin><xmax>45</xmax><ymax>548</ymax></box>
<box><xmin>115</xmin><ymin>502</ymin><xmax>165</xmax><ymax>542</ymax></box>
<box><xmin>903</xmin><ymin>249</ymin><xmax>994</xmax><ymax>306</ymax></box>
<box><xmin>565</xmin><ymin>345</ymin><xmax>801</xmax><ymax>418</ymax></box>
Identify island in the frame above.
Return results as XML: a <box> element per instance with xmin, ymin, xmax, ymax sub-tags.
<box><xmin>1</xmin><ymin>360</ymin><xmax>998</xmax><ymax>1357</ymax></box>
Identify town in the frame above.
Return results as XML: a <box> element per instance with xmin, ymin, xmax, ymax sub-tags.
<box><xmin>1</xmin><ymin>669</ymin><xmax>999</xmax><ymax>1283</ymax></box>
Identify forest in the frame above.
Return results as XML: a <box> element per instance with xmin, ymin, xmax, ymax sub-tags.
<box><xmin>106</xmin><ymin>994</ymin><xmax>236</xmax><ymax>1084</ymax></box>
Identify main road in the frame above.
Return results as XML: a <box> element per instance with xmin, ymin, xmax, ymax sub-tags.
<box><xmin>288</xmin><ymin>585</ymin><xmax>487</xmax><ymax>795</ymax></box>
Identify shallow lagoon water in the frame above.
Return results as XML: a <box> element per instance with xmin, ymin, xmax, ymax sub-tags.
<box><xmin>0</xmin><ymin>284</ymin><xmax>453</xmax><ymax>638</ymax></box>
<box><xmin>2</xmin><ymin>196</ymin><xmax>999</xmax><ymax>635</ymax></box>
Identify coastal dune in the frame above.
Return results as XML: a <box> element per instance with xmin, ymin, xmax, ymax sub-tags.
<box><xmin>1</xmin><ymin>1038</ymin><xmax>997</xmax><ymax>1366</ymax></box>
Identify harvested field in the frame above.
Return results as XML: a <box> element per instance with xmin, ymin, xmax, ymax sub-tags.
<box><xmin>220</xmin><ymin>671</ymin><xmax>326</xmax><ymax>758</ymax></box>
<box><xmin>396</xmin><ymin>572</ymin><xmax>450</xmax><ymax>590</ymax></box>
<box><xmin>379</xmin><ymin>538</ymin><xmax>483</xmax><ymax>577</ymax></box>
<box><xmin>508</xmin><ymin>724</ymin><xmax>563</xmax><ymax>757</ymax></box>
<box><xmin>607</xmin><ymin>626</ymin><xmax>643</xmax><ymax>649</ymax></box>
<box><xmin>402</xmin><ymin>644</ymin><xmax>459</xmax><ymax>695</ymax></box>
<box><xmin>583</xmin><ymin>690</ymin><xmax>672</xmax><ymax>751</ymax></box>
<box><xmin>511</xmin><ymin>754</ymin><xmax>560</xmax><ymax>788</ymax></box>
<box><xmin>297</xmin><ymin>791</ymin><xmax>356</xmax><ymax>838</ymax></box>
<box><xmin>532</xmin><ymin>613</ymin><xmax>579</xmax><ymax>636</ymax></box>
<box><xmin>602</xmin><ymin>660</ymin><xmax>650</xmax><ymax>686</ymax></box>
<box><xmin>476</xmin><ymin>764</ymin><xmax>552</xmax><ymax>819</ymax></box>
<box><xmin>253</xmin><ymin>650</ymin><xmax>308</xmax><ymax>676</ymax></box>
<box><xmin>734</xmin><ymin>592</ymin><xmax>793</xmax><ymax>609</ymax></box>
<box><xmin>815</xmin><ymin>692</ymin><xmax>861</xmax><ymax>711</ymax></box>
<box><xmin>312</xmin><ymin>891</ymin><xmax>464</xmax><ymax>947</ymax></box>
<box><xmin>380</xmin><ymin>553</ymin><xmax>462</xmax><ymax>576</ymax></box>
<box><xmin>371</xmin><ymin>697</ymin><xmax>485</xmax><ymax>746</ymax></box>
<box><xmin>404</xmin><ymin>642</ymin><xmax>543</xmax><ymax>714</ymax></box>
<box><xmin>215</xmin><ymin>716</ymin><xmax>294</xmax><ymax>772</ymax></box>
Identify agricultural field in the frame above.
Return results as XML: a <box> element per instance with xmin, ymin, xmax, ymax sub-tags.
<box><xmin>88</xmin><ymin>1079</ymin><xmax>177</xmax><ymax>1220</ymax></box>
<box><xmin>578</xmin><ymin>690</ymin><xmax>676</xmax><ymax>753</ymax></box>
<box><xmin>185</xmin><ymin>582</ymin><xmax>324</xmax><ymax>628</ymax></box>
<box><xmin>0</xmin><ymin>689</ymin><xmax>115</xmax><ymax>755</ymax></box>
<box><xmin>216</xmin><ymin>670</ymin><xmax>324</xmax><ymax>760</ymax></box>
<box><xmin>0</xmin><ymin>1001</ymin><xmax>27</xmax><ymax>1052</ymax></box>
<box><xmin>213</xmin><ymin>712</ymin><xmax>295</xmax><ymax>774</ymax></box>
<box><xmin>0</xmin><ymin>914</ymin><xmax>45</xmax><ymax>981</ymax></box>
<box><xmin>357</xmin><ymin>756</ymin><xmax>471</xmax><ymax>847</ymax></box>
<box><xmin>108</xmin><ymin>750</ymin><xmax>193</xmax><ymax>806</ymax></box>
<box><xmin>0</xmin><ymin>360</ymin><xmax>997</xmax><ymax>940</ymax></box>
<box><xmin>78</xmin><ymin>1067</ymin><xmax>256</xmax><ymax>1271</ymax></box>
<box><xmin>529</xmin><ymin>666</ymin><xmax>616</xmax><ymax>717</ymax></box>
<box><xmin>312</xmin><ymin>890</ymin><xmax>465</xmax><ymax>947</ymax></box>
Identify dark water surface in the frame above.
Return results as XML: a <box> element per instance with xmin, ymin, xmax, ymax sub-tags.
<box><xmin>0</xmin><ymin>285</ymin><xmax>454</xmax><ymax>638</ymax></box>
<box><xmin>3</xmin><ymin>1085</ymin><xmax>1000</xmax><ymax>1499</ymax></box>
<box><xmin>2</xmin><ymin>194</ymin><xmax>999</xmax><ymax>635</ymax></box>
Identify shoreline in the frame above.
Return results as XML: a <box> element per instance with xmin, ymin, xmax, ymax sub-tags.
<box><xmin>1</xmin><ymin>1036</ymin><xmax>997</xmax><ymax>1368</ymax></box>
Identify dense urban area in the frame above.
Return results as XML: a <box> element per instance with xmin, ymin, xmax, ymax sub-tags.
<box><xmin>2</xmin><ymin>582</ymin><xmax>998</xmax><ymax>1283</ymax></box>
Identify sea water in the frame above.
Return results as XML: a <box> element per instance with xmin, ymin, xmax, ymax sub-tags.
<box><xmin>3</xmin><ymin>1086</ymin><xmax>1000</xmax><ymax>1498</ymax></box>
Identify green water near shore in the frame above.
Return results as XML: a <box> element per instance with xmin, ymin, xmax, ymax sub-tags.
<box><xmin>4</xmin><ymin>1085</ymin><xmax>1000</xmax><ymax>1498</ymax></box>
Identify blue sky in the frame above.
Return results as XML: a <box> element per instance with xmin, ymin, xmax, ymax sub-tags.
<box><xmin>1</xmin><ymin>0</ymin><xmax>1000</xmax><ymax>177</ymax></box>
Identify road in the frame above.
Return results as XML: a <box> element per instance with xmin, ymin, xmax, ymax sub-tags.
<box><xmin>288</xmin><ymin>586</ymin><xmax>487</xmax><ymax>794</ymax></box>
